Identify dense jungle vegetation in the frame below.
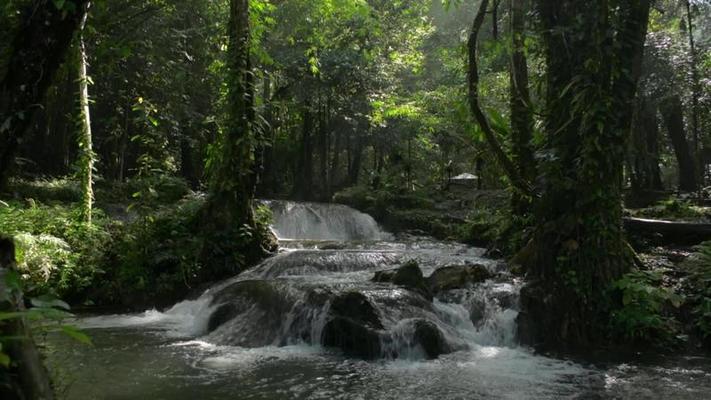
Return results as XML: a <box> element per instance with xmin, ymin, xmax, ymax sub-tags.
<box><xmin>1</xmin><ymin>0</ymin><xmax>711</xmax><ymax>399</ymax></box>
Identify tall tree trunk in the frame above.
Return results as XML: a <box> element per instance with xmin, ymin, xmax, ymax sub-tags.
<box><xmin>517</xmin><ymin>0</ymin><xmax>651</xmax><ymax>350</ymax></box>
<box><xmin>660</xmin><ymin>94</ymin><xmax>697</xmax><ymax>192</ymax></box>
<box><xmin>509</xmin><ymin>0</ymin><xmax>536</xmax><ymax>215</ymax></box>
<box><xmin>77</xmin><ymin>10</ymin><xmax>94</xmax><ymax>224</ymax></box>
<box><xmin>685</xmin><ymin>0</ymin><xmax>702</xmax><ymax>187</ymax></box>
<box><xmin>200</xmin><ymin>0</ymin><xmax>274</xmax><ymax>277</ymax></box>
<box><xmin>468</xmin><ymin>0</ymin><xmax>533</xmax><ymax>196</ymax></box>
<box><xmin>630</xmin><ymin>98</ymin><xmax>663</xmax><ymax>192</ymax></box>
<box><xmin>330</xmin><ymin>128</ymin><xmax>341</xmax><ymax>191</ymax></box>
<box><xmin>492</xmin><ymin>0</ymin><xmax>501</xmax><ymax>40</ymax></box>
<box><xmin>293</xmin><ymin>104</ymin><xmax>314</xmax><ymax>200</ymax></box>
<box><xmin>0</xmin><ymin>0</ymin><xmax>90</xmax><ymax>190</ymax></box>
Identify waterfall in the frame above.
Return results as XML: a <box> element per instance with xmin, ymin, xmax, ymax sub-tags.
<box><xmin>266</xmin><ymin>200</ymin><xmax>391</xmax><ymax>241</ymax></box>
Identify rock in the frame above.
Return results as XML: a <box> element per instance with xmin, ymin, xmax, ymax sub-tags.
<box><xmin>372</xmin><ymin>260</ymin><xmax>432</xmax><ymax>300</ymax></box>
<box><xmin>321</xmin><ymin>291</ymin><xmax>384</xmax><ymax>359</ymax></box>
<box><xmin>207</xmin><ymin>303</ymin><xmax>238</xmax><ymax>332</ymax></box>
<box><xmin>428</xmin><ymin>264</ymin><xmax>492</xmax><ymax>293</ymax></box>
<box><xmin>207</xmin><ymin>280</ymin><xmax>293</xmax><ymax>335</ymax></box>
<box><xmin>413</xmin><ymin>319</ymin><xmax>451</xmax><ymax>359</ymax></box>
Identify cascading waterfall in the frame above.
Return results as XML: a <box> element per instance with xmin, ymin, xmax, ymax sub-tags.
<box><xmin>53</xmin><ymin>201</ymin><xmax>711</xmax><ymax>399</ymax></box>
<box><xmin>266</xmin><ymin>200</ymin><xmax>392</xmax><ymax>241</ymax></box>
<box><xmin>81</xmin><ymin>201</ymin><xmax>519</xmax><ymax>359</ymax></box>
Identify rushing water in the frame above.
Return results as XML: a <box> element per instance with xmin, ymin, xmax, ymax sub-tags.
<box><xmin>42</xmin><ymin>201</ymin><xmax>711</xmax><ymax>399</ymax></box>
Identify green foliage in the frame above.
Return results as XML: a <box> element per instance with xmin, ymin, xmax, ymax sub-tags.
<box><xmin>610</xmin><ymin>270</ymin><xmax>682</xmax><ymax>345</ymax></box>
<box><xmin>0</xmin><ymin>202</ymin><xmax>111</xmax><ymax>300</ymax></box>
<box><xmin>682</xmin><ymin>241</ymin><xmax>711</xmax><ymax>340</ymax></box>
<box><xmin>0</xmin><ymin>271</ymin><xmax>91</xmax><ymax>370</ymax></box>
<box><xmin>633</xmin><ymin>198</ymin><xmax>708</xmax><ymax>221</ymax></box>
<box><xmin>5</xmin><ymin>178</ymin><xmax>82</xmax><ymax>203</ymax></box>
<box><xmin>109</xmin><ymin>195</ymin><xmax>205</xmax><ymax>303</ymax></box>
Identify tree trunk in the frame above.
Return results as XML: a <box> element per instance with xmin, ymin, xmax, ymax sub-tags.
<box><xmin>293</xmin><ymin>103</ymin><xmax>314</xmax><ymax>200</ymax></box>
<box><xmin>630</xmin><ymin>98</ymin><xmax>663</xmax><ymax>192</ymax></box>
<box><xmin>200</xmin><ymin>0</ymin><xmax>274</xmax><ymax>277</ymax></box>
<box><xmin>660</xmin><ymin>94</ymin><xmax>697</xmax><ymax>192</ymax></box>
<box><xmin>518</xmin><ymin>0</ymin><xmax>651</xmax><ymax>350</ymax></box>
<box><xmin>468</xmin><ymin>0</ymin><xmax>533</xmax><ymax>197</ymax></box>
<box><xmin>0</xmin><ymin>237</ymin><xmax>55</xmax><ymax>400</ymax></box>
<box><xmin>0</xmin><ymin>0</ymin><xmax>91</xmax><ymax>189</ymax></box>
<box><xmin>509</xmin><ymin>0</ymin><xmax>536</xmax><ymax>215</ymax></box>
<box><xmin>77</xmin><ymin>11</ymin><xmax>94</xmax><ymax>225</ymax></box>
<box><xmin>685</xmin><ymin>0</ymin><xmax>701</xmax><ymax>186</ymax></box>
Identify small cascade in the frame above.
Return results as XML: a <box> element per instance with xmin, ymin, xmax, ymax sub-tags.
<box><xmin>267</xmin><ymin>200</ymin><xmax>391</xmax><ymax>241</ymax></box>
<box><xmin>79</xmin><ymin>201</ymin><xmax>521</xmax><ymax>361</ymax></box>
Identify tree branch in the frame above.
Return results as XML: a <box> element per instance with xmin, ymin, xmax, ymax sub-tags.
<box><xmin>468</xmin><ymin>0</ymin><xmax>534</xmax><ymax>197</ymax></box>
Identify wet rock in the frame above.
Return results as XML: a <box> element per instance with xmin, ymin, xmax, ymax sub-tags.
<box><xmin>413</xmin><ymin>319</ymin><xmax>452</xmax><ymax>359</ymax></box>
<box><xmin>206</xmin><ymin>280</ymin><xmax>294</xmax><ymax>342</ymax></box>
<box><xmin>428</xmin><ymin>264</ymin><xmax>492</xmax><ymax>293</ymax></box>
<box><xmin>322</xmin><ymin>291</ymin><xmax>384</xmax><ymax>359</ymax></box>
<box><xmin>207</xmin><ymin>303</ymin><xmax>238</xmax><ymax>332</ymax></box>
<box><xmin>372</xmin><ymin>260</ymin><xmax>433</xmax><ymax>300</ymax></box>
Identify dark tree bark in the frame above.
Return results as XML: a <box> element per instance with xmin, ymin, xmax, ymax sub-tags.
<box><xmin>517</xmin><ymin>0</ymin><xmax>651</xmax><ymax>350</ymax></box>
<box><xmin>660</xmin><ymin>94</ymin><xmax>697</xmax><ymax>192</ymax></box>
<box><xmin>0</xmin><ymin>237</ymin><xmax>55</xmax><ymax>400</ymax></box>
<box><xmin>630</xmin><ymin>98</ymin><xmax>663</xmax><ymax>192</ymax></box>
<box><xmin>492</xmin><ymin>0</ymin><xmax>501</xmax><ymax>40</ymax></box>
<box><xmin>293</xmin><ymin>103</ymin><xmax>314</xmax><ymax>200</ymax></box>
<box><xmin>0</xmin><ymin>0</ymin><xmax>91</xmax><ymax>189</ymax></box>
<box><xmin>200</xmin><ymin>0</ymin><xmax>275</xmax><ymax>276</ymax></box>
<box><xmin>509</xmin><ymin>0</ymin><xmax>536</xmax><ymax>214</ymax></box>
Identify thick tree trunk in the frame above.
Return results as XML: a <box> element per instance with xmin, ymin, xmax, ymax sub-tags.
<box><xmin>518</xmin><ymin>0</ymin><xmax>651</xmax><ymax>350</ymax></box>
<box><xmin>660</xmin><ymin>94</ymin><xmax>697</xmax><ymax>192</ymax></box>
<box><xmin>200</xmin><ymin>0</ymin><xmax>274</xmax><ymax>277</ymax></box>
<box><xmin>509</xmin><ymin>0</ymin><xmax>536</xmax><ymax>214</ymax></box>
<box><xmin>0</xmin><ymin>0</ymin><xmax>90</xmax><ymax>190</ymax></box>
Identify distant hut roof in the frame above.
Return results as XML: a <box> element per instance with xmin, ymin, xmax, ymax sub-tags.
<box><xmin>451</xmin><ymin>173</ymin><xmax>478</xmax><ymax>181</ymax></box>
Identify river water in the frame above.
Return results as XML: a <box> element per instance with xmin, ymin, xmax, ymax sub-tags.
<box><xmin>42</xmin><ymin>201</ymin><xmax>711</xmax><ymax>399</ymax></box>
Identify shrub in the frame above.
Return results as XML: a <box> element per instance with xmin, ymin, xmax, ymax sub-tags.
<box><xmin>609</xmin><ymin>270</ymin><xmax>682</xmax><ymax>345</ymax></box>
<box><xmin>682</xmin><ymin>241</ymin><xmax>711</xmax><ymax>340</ymax></box>
<box><xmin>0</xmin><ymin>203</ymin><xmax>111</xmax><ymax>300</ymax></box>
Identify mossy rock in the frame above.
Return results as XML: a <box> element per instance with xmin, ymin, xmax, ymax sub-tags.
<box><xmin>372</xmin><ymin>260</ymin><xmax>432</xmax><ymax>300</ymax></box>
<box><xmin>427</xmin><ymin>264</ymin><xmax>492</xmax><ymax>294</ymax></box>
<box><xmin>321</xmin><ymin>291</ymin><xmax>384</xmax><ymax>359</ymax></box>
<box><xmin>413</xmin><ymin>319</ymin><xmax>451</xmax><ymax>359</ymax></box>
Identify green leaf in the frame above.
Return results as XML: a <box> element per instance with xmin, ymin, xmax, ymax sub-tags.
<box><xmin>52</xmin><ymin>0</ymin><xmax>66</xmax><ymax>10</ymax></box>
<box><xmin>61</xmin><ymin>325</ymin><xmax>92</xmax><ymax>345</ymax></box>
<box><xmin>0</xmin><ymin>351</ymin><xmax>10</xmax><ymax>368</ymax></box>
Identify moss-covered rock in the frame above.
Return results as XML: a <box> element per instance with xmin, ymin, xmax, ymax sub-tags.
<box><xmin>372</xmin><ymin>260</ymin><xmax>432</xmax><ymax>300</ymax></box>
<box><xmin>321</xmin><ymin>291</ymin><xmax>384</xmax><ymax>359</ymax></box>
<box><xmin>428</xmin><ymin>264</ymin><xmax>492</xmax><ymax>294</ymax></box>
<box><xmin>413</xmin><ymin>319</ymin><xmax>451</xmax><ymax>359</ymax></box>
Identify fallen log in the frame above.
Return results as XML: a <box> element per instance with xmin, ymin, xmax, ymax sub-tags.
<box><xmin>624</xmin><ymin>217</ymin><xmax>711</xmax><ymax>245</ymax></box>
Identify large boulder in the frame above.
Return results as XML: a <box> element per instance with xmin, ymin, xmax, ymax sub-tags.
<box><xmin>413</xmin><ymin>319</ymin><xmax>451</xmax><ymax>359</ymax></box>
<box><xmin>205</xmin><ymin>280</ymin><xmax>296</xmax><ymax>346</ymax></box>
<box><xmin>372</xmin><ymin>260</ymin><xmax>432</xmax><ymax>300</ymax></box>
<box><xmin>321</xmin><ymin>291</ymin><xmax>384</xmax><ymax>359</ymax></box>
<box><xmin>427</xmin><ymin>264</ymin><xmax>492</xmax><ymax>294</ymax></box>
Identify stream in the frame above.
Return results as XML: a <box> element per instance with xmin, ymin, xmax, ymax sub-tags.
<box><xmin>42</xmin><ymin>201</ymin><xmax>711</xmax><ymax>399</ymax></box>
